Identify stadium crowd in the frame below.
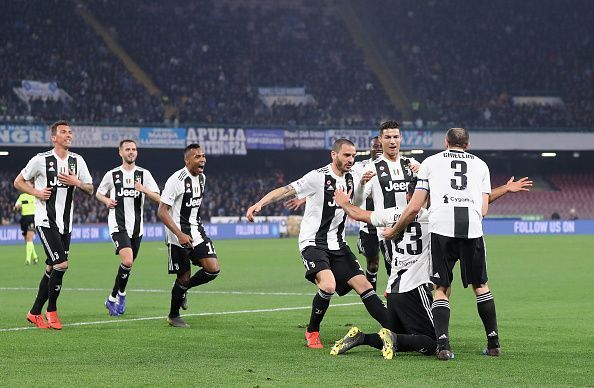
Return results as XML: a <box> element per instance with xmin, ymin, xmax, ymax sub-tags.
<box><xmin>363</xmin><ymin>0</ymin><xmax>594</xmax><ymax>127</ymax></box>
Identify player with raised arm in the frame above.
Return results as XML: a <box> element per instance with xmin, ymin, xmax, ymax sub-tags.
<box><xmin>96</xmin><ymin>139</ymin><xmax>161</xmax><ymax>316</ymax></box>
<box><xmin>246</xmin><ymin>139</ymin><xmax>387</xmax><ymax>349</ymax></box>
<box><xmin>14</xmin><ymin>120</ymin><xmax>94</xmax><ymax>329</ymax></box>
<box><xmin>384</xmin><ymin>127</ymin><xmax>505</xmax><ymax>360</ymax></box>
<box><xmin>157</xmin><ymin>144</ymin><xmax>220</xmax><ymax>328</ymax></box>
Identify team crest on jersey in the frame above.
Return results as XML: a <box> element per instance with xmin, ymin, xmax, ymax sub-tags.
<box><xmin>135</xmin><ymin>176</ymin><xmax>142</xmax><ymax>183</ymax></box>
<box><xmin>69</xmin><ymin>163</ymin><xmax>76</xmax><ymax>172</ymax></box>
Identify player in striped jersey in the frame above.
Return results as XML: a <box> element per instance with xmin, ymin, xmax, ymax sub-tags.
<box><xmin>331</xmin><ymin>175</ymin><xmax>532</xmax><ymax>358</ymax></box>
<box><xmin>246</xmin><ymin>139</ymin><xmax>388</xmax><ymax>349</ymax></box>
<box><xmin>14</xmin><ymin>120</ymin><xmax>94</xmax><ymax>329</ymax></box>
<box><xmin>362</xmin><ymin>121</ymin><xmax>420</xmax><ymax>279</ymax></box>
<box><xmin>384</xmin><ymin>128</ymin><xmax>528</xmax><ymax>360</ymax></box>
<box><xmin>96</xmin><ymin>140</ymin><xmax>161</xmax><ymax>316</ymax></box>
<box><xmin>157</xmin><ymin>144</ymin><xmax>220</xmax><ymax>328</ymax></box>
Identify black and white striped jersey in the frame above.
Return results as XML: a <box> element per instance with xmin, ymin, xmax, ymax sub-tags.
<box><xmin>290</xmin><ymin>164</ymin><xmax>359</xmax><ymax>252</ymax></box>
<box><xmin>97</xmin><ymin>166</ymin><xmax>159</xmax><ymax>238</ymax></box>
<box><xmin>161</xmin><ymin>167</ymin><xmax>207</xmax><ymax>247</ymax></box>
<box><xmin>371</xmin><ymin>208</ymin><xmax>430</xmax><ymax>294</ymax></box>
<box><xmin>417</xmin><ymin>150</ymin><xmax>490</xmax><ymax>238</ymax></box>
<box><xmin>352</xmin><ymin>159</ymin><xmax>376</xmax><ymax>235</ymax></box>
<box><xmin>20</xmin><ymin>149</ymin><xmax>92</xmax><ymax>234</ymax></box>
<box><xmin>363</xmin><ymin>154</ymin><xmax>418</xmax><ymax>240</ymax></box>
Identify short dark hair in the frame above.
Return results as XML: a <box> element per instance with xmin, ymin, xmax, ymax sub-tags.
<box><xmin>446</xmin><ymin>127</ymin><xmax>469</xmax><ymax>148</ymax></box>
<box><xmin>50</xmin><ymin>120</ymin><xmax>70</xmax><ymax>136</ymax></box>
<box><xmin>119</xmin><ymin>139</ymin><xmax>137</xmax><ymax>149</ymax></box>
<box><xmin>332</xmin><ymin>138</ymin><xmax>355</xmax><ymax>153</ymax></box>
<box><xmin>379</xmin><ymin>120</ymin><xmax>400</xmax><ymax>135</ymax></box>
<box><xmin>184</xmin><ymin>143</ymin><xmax>202</xmax><ymax>158</ymax></box>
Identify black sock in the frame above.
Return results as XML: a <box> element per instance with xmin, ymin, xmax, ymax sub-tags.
<box><xmin>361</xmin><ymin>333</ymin><xmax>383</xmax><ymax>350</ymax></box>
<box><xmin>477</xmin><ymin>291</ymin><xmax>499</xmax><ymax>348</ymax></box>
<box><xmin>360</xmin><ymin>288</ymin><xmax>388</xmax><ymax>327</ymax></box>
<box><xmin>395</xmin><ymin>334</ymin><xmax>438</xmax><ymax>355</ymax></box>
<box><xmin>188</xmin><ymin>269</ymin><xmax>220</xmax><ymax>289</ymax></box>
<box><xmin>307</xmin><ymin>289</ymin><xmax>333</xmax><ymax>333</ymax></box>
<box><xmin>432</xmin><ymin>299</ymin><xmax>451</xmax><ymax>349</ymax></box>
<box><xmin>30</xmin><ymin>270</ymin><xmax>51</xmax><ymax>315</ymax></box>
<box><xmin>169</xmin><ymin>281</ymin><xmax>187</xmax><ymax>318</ymax></box>
<box><xmin>47</xmin><ymin>268</ymin><xmax>66</xmax><ymax>312</ymax></box>
<box><xmin>111</xmin><ymin>264</ymin><xmax>132</xmax><ymax>297</ymax></box>
<box><xmin>365</xmin><ymin>270</ymin><xmax>378</xmax><ymax>291</ymax></box>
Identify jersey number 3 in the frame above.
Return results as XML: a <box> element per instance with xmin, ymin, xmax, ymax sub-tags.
<box><xmin>450</xmin><ymin>160</ymin><xmax>468</xmax><ymax>190</ymax></box>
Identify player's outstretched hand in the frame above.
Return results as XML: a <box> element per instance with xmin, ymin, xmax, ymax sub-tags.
<box><xmin>333</xmin><ymin>187</ymin><xmax>352</xmax><ymax>208</ymax></box>
<box><xmin>361</xmin><ymin>171</ymin><xmax>377</xmax><ymax>184</ymax></box>
<box><xmin>507</xmin><ymin>176</ymin><xmax>532</xmax><ymax>193</ymax></box>
<box><xmin>35</xmin><ymin>187</ymin><xmax>53</xmax><ymax>201</ymax></box>
<box><xmin>284</xmin><ymin>197</ymin><xmax>305</xmax><ymax>211</ymax></box>
<box><xmin>246</xmin><ymin>204</ymin><xmax>261</xmax><ymax>222</ymax></box>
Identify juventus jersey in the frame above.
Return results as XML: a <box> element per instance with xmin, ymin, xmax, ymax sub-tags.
<box><xmin>351</xmin><ymin>159</ymin><xmax>376</xmax><ymax>235</ymax></box>
<box><xmin>290</xmin><ymin>164</ymin><xmax>359</xmax><ymax>252</ymax></box>
<box><xmin>371</xmin><ymin>208</ymin><xmax>430</xmax><ymax>294</ymax></box>
<box><xmin>161</xmin><ymin>167</ymin><xmax>207</xmax><ymax>248</ymax></box>
<box><xmin>363</xmin><ymin>154</ymin><xmax>418</xmax><ymax>240</ymax></box>
<box><xmin>20</xmin><ymin>149</ymin><xmax>92</xmax><ymax>234</ymax></box>
<box><xmin>417</xmin><ymin>150</ymin><xmax>491</xmax><ymax>238</ymax></box>
<box><xmin>98</xmin><ymin>166</ymin><xmax>159</xmax><ymax>238</ymax></box>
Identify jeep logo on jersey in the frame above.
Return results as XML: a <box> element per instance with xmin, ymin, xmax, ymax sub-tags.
<box><xmin>383</xmin><ymin>180</ymin><xmax>408</xmax><ymax>192</ymax></box>
<box><xmin>116</xmin><ymin>187</ymin><xmax>141</xmax><ymax>198</ymax></box>
<box><xmin>185</xmin><ymin>197</ymin><xmax>202</xmax><ymax>208</ymax></box>
<box><xmin>48</xmin><ymin>176</ymin><xmax>69</xmax><ymax>188</ymax></box>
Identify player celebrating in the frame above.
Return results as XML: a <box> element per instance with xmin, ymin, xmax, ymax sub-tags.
<box><xmin>158</xmin><ymin>144</ymin><xmax>220</xmax><ymax>328</ymax></box>
<box><xmin>363</xmin><ymin>121</ymin><xmax>419</xmax><ymax>277</ymax></box>
<box><xmin>14</xmin><ymin>120</ymin><xmax>93</xmax><ymax>329</ymax></box>
<box><xmin>96</xmin><ymin>139</ymin><xmax>161</xmax><ymax>316</ymax></box>
<box><xmin>331</xmin><ymin>175</ymin><xmax>532</xmax><ymax>358</ymax></box>
<box><xmin>385</xmin><ymin>127</ymin><xmax>500</xmax><ymax>360</ymax></box>
<box><xmin>246</xmin><ymin>139</ymin><xmax>387</xmax><ymax>349</ymax></box>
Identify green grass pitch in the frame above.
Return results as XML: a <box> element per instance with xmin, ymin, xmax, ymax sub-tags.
<box><xmin>1</xmin><ymin>235</ymin><xmax>593</xmax><ymax>387</ymax></box>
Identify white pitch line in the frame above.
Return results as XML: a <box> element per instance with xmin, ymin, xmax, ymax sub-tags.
<box><xmin>0</xmin><ymin>302</ymin><xmax>362</xmax><ymax>332</ymax></box>
<box><xmin>0</xmin><ymin>287</ymin><xmax>356</xmax><ymax>297</ymax></box>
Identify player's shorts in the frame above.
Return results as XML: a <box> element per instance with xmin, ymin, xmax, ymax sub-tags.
<box><xmin>111</xmin><ymin>231</ymin><xmax>143</xmax><ymax>258</ymax></box>
<box><xmin>167</xmin><ymin>239</ymin><xmax>218</xmax><ymax>274</ymax></box>
<box><xmin>20</xmin><ymin>215</ymin><xmax>35</xmax><ymax>236</ymax></box>
<box><xmin>386</xmin><ymin>284</ymin><xmax>436</xmax><ymax>339</ymax></box>
<box><xmin>357</xmin><ymin>230</ymin><xmax>380</xmax><ymax>258</ymax></box>
<box><xmin>36</xmin><ymin>226</ymin><xmax>71</xmax><ymax>265</ymax></box>
<box><xmin>379</xmin><ymin>240</ymin><xmax>395</xmax><ymax>276</ymax></box>
<box><xmin>300</xmin><ymin>245</ymin><xmax>364</xmax><ymax>296</ymax></box>
<box><xmin>429</xmin><ymin>233</ymin><xmax>487</xmax><ymax>288</ymax></box>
